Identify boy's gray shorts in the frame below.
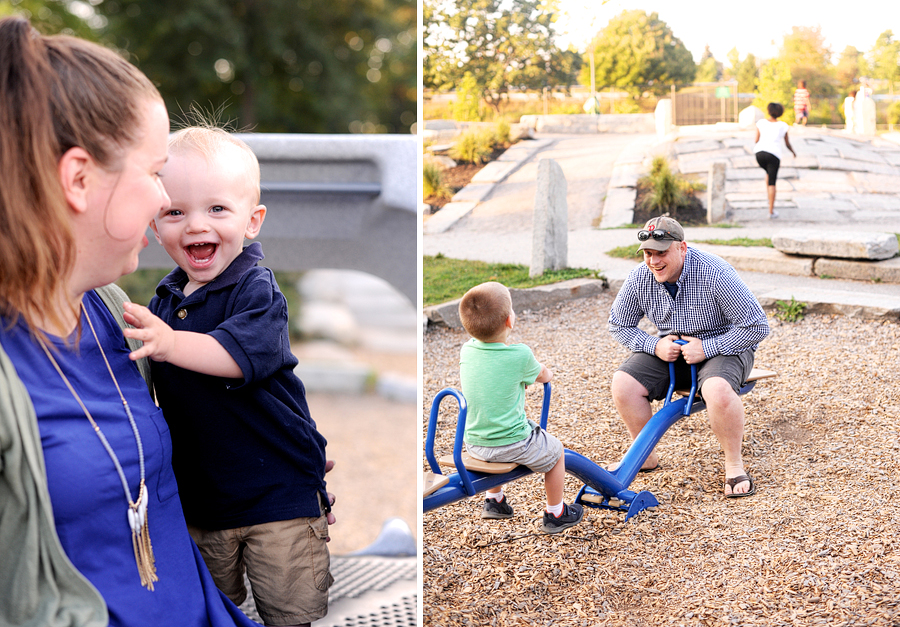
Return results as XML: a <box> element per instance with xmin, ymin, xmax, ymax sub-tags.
<box><xmin>466</xmin><ymin>420</ymin><xmax>564</xmax><ymax>474</ymax></box>
<box><xmin>618</xmin><ymin>349</ymin><xmax>755</xmax><ymax>402</ymax></box>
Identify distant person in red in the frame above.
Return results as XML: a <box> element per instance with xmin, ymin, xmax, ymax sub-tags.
<box><xmin>793</xmin><ymin>80</ymin><xmax>811</xmax><ymax>126</ymax></box>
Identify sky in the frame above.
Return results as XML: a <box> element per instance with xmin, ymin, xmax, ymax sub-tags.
<box><xmin>553</xmin><ymin>0</ymin><xmax>900</xmax><ymax>64</ymax></box>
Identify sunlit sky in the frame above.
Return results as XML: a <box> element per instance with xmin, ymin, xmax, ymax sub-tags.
<box><xmin>553</xmin><ymin>0</ymin><xmax>900</xmax><ymax>64</ymax></box>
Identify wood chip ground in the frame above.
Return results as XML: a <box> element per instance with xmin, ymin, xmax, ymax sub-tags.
<box><xmin>423</xmin><ymin>292</ymin><xmax>900</xmax><ymax>626</ymax></box>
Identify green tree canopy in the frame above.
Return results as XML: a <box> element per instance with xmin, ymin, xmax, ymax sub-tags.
<box><xmin>424</xmin><ymin>0</ymin><xmax>573</xmax><ymax>112</ymax></box>
<box><xmin>753</xmin><ymin>57</ymin><xmax>794</xmax><ymax>116</ymax></box>
<box><xmin>696</xmin><ymin>46</ymin><xmax>722</xmax><ymax>82</ymax></box>
<box><xmin>835</xmin><ymin>45</ymin><xmax>868</xmax><ymax>93</ymax></box>
<box><xmin>726</xmin><ymin>48</ymin><xmax>758</xmax><ymax>95</ymax></box>
<box><xmin>93</xmin><ymin>0</ymin><xmax>415</xmax><ymax>134</ymax></box>
<box><xmin>581</xmin><ymin>9</ymin><xmax>695</xmax><ymax>97</ymax></box>
<box><xmin>869</xmin><ymin>30</ymin><xmax>900</xmax><ymax>86</ymax></box>
<box><xmin>779</xmin><ymin>25</ymin><xmax>835</xmax><ymax>97</ymax></box>
<box><xmin>1</xmin><ymin>0</ymin><xmax>99</xmax><ymax>39</ymax></box>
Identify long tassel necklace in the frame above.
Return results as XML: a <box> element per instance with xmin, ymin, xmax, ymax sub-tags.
<box><xmin>38</xmin><ymin>303</ymin><xmax>158</xmax><ymax>590</ymax></box>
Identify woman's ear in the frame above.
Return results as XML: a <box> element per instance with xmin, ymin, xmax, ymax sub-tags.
<box><xmin>57</xmin><ymin>147</ymin><xmax>94</xmax><ymax>214</ymax></box>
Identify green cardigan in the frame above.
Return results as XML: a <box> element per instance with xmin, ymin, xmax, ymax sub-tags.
<box><xmin>0</xmin><ymin>284</ymin><xmax>151</xmax><ymax>627</ymax></box>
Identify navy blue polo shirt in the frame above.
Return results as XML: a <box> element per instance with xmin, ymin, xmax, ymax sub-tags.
<box><xmin>149</xmin><ymin>242</ymin><xmax>328</xmax><ymax>529</ymax></box>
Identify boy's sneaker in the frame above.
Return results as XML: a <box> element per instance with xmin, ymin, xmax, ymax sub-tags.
<box><xmin>541</xmin><ymin>502</ymin><xmax>584</xmax><ymax>534</ymax></box>
<box><xmin>481</xmin><ymin>496</ymin><xmax>514</xmax><ymax>519</ymax></box>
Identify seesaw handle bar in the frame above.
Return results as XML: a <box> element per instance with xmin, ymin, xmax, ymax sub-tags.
<box><xmin>613</xmin><ymin>339</ymin><xmax>699</xmax><ymax>485</ymax></box>
<box><xmin>424</xmin><ymin>383</ymin><xmax>552</xmax><ymax>501</ymax></box>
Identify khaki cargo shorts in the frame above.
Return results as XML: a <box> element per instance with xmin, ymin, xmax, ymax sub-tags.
<box><xmin>189</xmin><ymin>512</ymin><xmax>334</xmax><ymax>625</ymax></box>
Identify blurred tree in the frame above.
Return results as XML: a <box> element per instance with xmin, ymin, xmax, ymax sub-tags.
<box><xmin>869</xmin><ymin>30</ymin><xmax>900</xmax><ymax>88</ymax></box>
<box><xmin>581</xmin><ymin>10</ymin><xmax>695</xmax><ymax>97</ymax></box>
<box><xmin>778</xmin><ymin>25</ymin><xmax>835</xmax><ymax>97</ymax></box>
<box><xmin>547</xmin><ymin>47</ymin><xmax>583</xmax><ymax>90</ymax></box>
<box><xmin>451</xmin><ymin>72</ymin><xmax>483</xmax><ymax>121</ymax></box>
<box><xmin>94</xmin><ymin>0</ymin><xmax>415</xmax><ymax>134</ymax></box>
<box><xmin>696</xmin><ymin>46</ymin><xmax>721</xmax><ymax>82</ymax></box>
<box><xmin>726</xmin><ymin>48</ymin><xmax>758</xmax><ymax>95</ymax></box>
<box><xmin>835</xmin><ymin>45</ymin><xmax>868</xmax><ymax>91</ymax></box>
<box><xmin>1</xmin><ymin>0</ymin><xmax>99</xmax><ymax>38</ymax></box>
<box><xmin>423</xmin><ymin>0</ymin><xmax>571</xmax><ymax>114</ymax></box>
<box><xmin>753</xmin><ymin>57</ymin><xmax>794</xmax><ymax>117</ymax></box>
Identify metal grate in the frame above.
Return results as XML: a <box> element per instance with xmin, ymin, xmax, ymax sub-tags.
<box><xmin>328</xmin><ymin>557</ymin><xmax>417</xmax><ymax>601</ymax></box>
<box><xmin>330</xmin><ymin>595</ymin><xmax>417</xmax><ymax>627</ymax></box>
<box><xmin>237</xmin><ymin>555</ymin><xmax>417</xmax><ymax>627</ymax></box>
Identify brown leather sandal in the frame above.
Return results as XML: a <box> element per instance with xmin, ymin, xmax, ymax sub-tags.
<box><xmin>724</xmin><ymin>473</ymin><xmax>756</xmax><ymax>498</ymax></box>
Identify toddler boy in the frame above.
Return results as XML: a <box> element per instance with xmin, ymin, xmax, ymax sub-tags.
<box><xmin>458</xmin><ymin>281</ymin><xmax>583</xmax><ymax>534</ymax></box>
<box><xmin>123</xmin><ymin>126</ymin><xmax>332</xmax><ymax>627</ymax></box>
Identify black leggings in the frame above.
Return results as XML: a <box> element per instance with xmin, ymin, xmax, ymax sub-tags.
<box><xmin>755</xmin><ymin>151</ymin><xmax>780</xmax><ymax>186</ymax></box>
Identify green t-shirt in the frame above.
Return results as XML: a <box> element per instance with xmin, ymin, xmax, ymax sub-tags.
<box><xmin>459</xmin><ymin>338</ymin><xmax>543</xmax><ymax>447</ymax></box>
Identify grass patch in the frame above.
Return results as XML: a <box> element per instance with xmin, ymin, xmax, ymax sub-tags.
<box><xmin>423</xmin><ymin>255</ymin><xmax>603</xmax><ymax>306</ymax></box>
<box><xmin>606</xmin><ymin>244</ymin><xmax>643</xmax><ymax>259</ymax></box>
<box><xmin>694</xmin><ymin>237</ymin><xmax>773</xmax><ymax>247</ymax></box>
<box><xmin>607</xmin><ymin>236</ymin><xmax>773</xmax><ymax>259</ymax></box>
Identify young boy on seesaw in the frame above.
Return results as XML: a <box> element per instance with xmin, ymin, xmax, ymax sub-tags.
<box><xmin>457</xmin><ymin>281</ymin><xmax>583</xmax><ymax>534</ymax></box>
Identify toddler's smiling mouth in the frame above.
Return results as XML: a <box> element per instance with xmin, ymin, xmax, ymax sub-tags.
<box><xmin>186</xmin><ymin>242</ymin><xmax>217</xmax><ymax>264</ymax></box>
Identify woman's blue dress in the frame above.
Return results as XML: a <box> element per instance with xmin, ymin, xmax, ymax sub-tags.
<box><xmin>0</xmin><ymin>291</ymin><xmax>260</xmax><ymax>627</ymax></box>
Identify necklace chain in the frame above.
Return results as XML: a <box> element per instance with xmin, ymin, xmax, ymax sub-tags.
<box><xmin>38</xmin><ymin>302</ymin><xmax>158</xmax><ymax>590</ymax></box>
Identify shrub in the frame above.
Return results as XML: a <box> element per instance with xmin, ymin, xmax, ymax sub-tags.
<box><xmin>423</xmin><ymin>161</ymin><xmax>450</xmax><ymax>200</ymax></box>
<box><xmin>638</xmin><ymin>156</ymin><xmax>701</xmax><ymax>218</ymax></box>
<box><xmin>888</xmin><ymin>101</ymin><xmax>900</xmax><ymax>126</ymax></box>
<box><xmin>774</xmin><ymin>297</ymin><xmax>806</xmax><ymax>323</ymax></box>
<box><xmin>449</xmin><ymin>127</ymin><xmax>495</xmax><ymax>164</ymax></box>
<box><xmin>494</xmin><ymin>119</ymin><xmax>511</xmax><ymax>146</ymax></box>
<box><xmin>451</xmin><ymin>72</ymin><xmax>483</xmax><ymax>122</ymax></box>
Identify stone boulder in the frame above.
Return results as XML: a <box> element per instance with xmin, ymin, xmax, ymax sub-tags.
<box><xmin>738</xmin><ymin>105</ymin><xmax>764</xmax><ymax>129</ymax></box>
<box><xmin>772</xmin><ymin>230</ymin><xmax>899</xmax><ymax>260</ymax></box>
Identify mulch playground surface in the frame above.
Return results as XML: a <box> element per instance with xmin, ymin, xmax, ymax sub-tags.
<box><xmin>422</xmin><ymin>292</ymin><xmax>900</xmax><ymax>626</ymax></box>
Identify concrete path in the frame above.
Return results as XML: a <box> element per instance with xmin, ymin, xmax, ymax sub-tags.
<box><xmin>423</xmin><ymin>127</ymin><xmax>900</xmax><ymax>319</ymax></box>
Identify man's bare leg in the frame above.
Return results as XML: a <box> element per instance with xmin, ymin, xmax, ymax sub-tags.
<box><xmin>609</xmin><ymin>370</ymin><xmax>659</xmax><ymax>471</ymax></box>
<box><xmin>701</xmin><ymin>377</ymin><xmax>751</xmax><ymax>495</ymax></box>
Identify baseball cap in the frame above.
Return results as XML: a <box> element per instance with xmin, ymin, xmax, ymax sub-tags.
<box><xmin>637</xmin><ymin>216</ymin><xmax>685</xmax><ymax>251</ymax></box>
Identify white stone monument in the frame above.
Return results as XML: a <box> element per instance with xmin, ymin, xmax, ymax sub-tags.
<box><xmin>655</xmin><ymin>99</ymin><xmax>673</xmax><ymax>138</ymax></box>
<box><xmin>706</xmin><ymin>162</ymin><xmax>726</xmax><ymax>223</ymax></box>
<box><xmin>738</xmin><ymin>105</ymin><xmax>764</xmax><ymax>129</ymax></box>
<box><xmin>855</xmin><ymin>95</ymin><xmax>877</xmax><ymax>136</ymax></box>
<box><xmin>530</xmin><ymin>159</ymin><xmax>568</xmax><ymax>277</ymax></box>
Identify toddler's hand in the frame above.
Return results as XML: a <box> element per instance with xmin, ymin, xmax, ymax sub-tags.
<box><xmin>122</xmin><ymin>302</ymin><xmax>176</xmax><ymax>363</ymax></box>
<box><xmin>324</xmin><ymin>460</ymin><xmax>337</xmax><ymax>539</ymax></box>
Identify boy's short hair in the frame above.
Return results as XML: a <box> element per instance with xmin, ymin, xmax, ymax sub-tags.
<box><xmin>798</xmin><ymin>80</ymin><xmax>806</xmax><ymax>88</ymax></box>
<box><xmin>767</xmin><ymin>102</ymin><xmax>784</xmax><ymax>118</ymax></box>
<box><xmin>459</xmin><ymin>282</ymin><xmax>512</xmax><ymax>341</ymax></box>
<box><xmin>168</xmin><ymin>126</ymin><xmax>261</xmax><ymax>203</ymax></box>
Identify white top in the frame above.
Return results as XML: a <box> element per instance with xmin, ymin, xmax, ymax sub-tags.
<box><xmin>754</xmin><ymin>118</ymin><xmax>789</xmax><ymax>159</ymax></box>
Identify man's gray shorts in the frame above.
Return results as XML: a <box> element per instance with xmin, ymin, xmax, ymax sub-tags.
<box><xmin>466</xmin><ymin>420</ymin><xmax>563</xmax><ymax>474</ymax></box>
<box><xmin>618</xmin><ymin>350</ymin><xmax>755</xmax><ymax>402</ymax></box>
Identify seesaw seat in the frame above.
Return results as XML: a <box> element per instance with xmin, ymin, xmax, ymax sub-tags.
<box><xmin>438</xmin><ymin>452</ymin><xmax>518</xmax><ymax>474</ymax></box>
<box><xmin>423</xmin><ymin>471</ymin><xmax>449</xmax><ymax>497</ymax></box>
<box><xmin>675</xmin><ymin>367</ymin><xmax>777</xmax><ymax>397</ymax></box>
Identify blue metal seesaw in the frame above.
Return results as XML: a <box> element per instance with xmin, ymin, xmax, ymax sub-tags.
<box><xmin>423</xmin><ymin>342</ymin><xmax>776</xmax><ymax>522</ymax></box>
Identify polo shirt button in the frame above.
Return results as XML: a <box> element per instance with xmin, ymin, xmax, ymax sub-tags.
<box><xmin>177</xmin><ymin>308</ymin><xmax>187</xmax><ymax>319</ymax></box>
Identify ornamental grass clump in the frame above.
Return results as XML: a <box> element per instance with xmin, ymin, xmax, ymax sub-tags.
<box><xmin>638</xmin><ymin>156</ymin><xmax>703</xmax><ymax>218</ymax></box>
<box><xmin>423</xmin><ymin>160</ymin><xmax>451</xmax><ymax>200</ymax></box>
<box><xmin>448</xmin><ymin>127</ymin><xmax>495</xmax><ymax>164</ymax></box>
